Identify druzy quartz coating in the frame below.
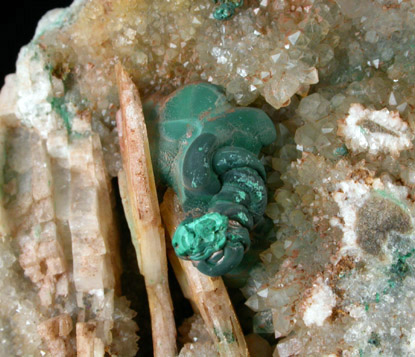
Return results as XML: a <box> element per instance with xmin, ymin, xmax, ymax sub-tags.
<box><xmin>143</xmin><ymin>83</ymin><xmax>276</xmax><ymax>276</ymax></box>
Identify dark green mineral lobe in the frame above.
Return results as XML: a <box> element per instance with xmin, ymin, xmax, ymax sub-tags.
<box><xmin>143</xmin><ymin>83</ymin><xmax>276</xmax><ymax>276</ymax></box>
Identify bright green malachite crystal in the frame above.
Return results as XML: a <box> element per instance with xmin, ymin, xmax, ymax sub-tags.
<box><xmin>173</xmin><ymin>212</ymin><xmax>229</xmax><ymax>261</ymax></box>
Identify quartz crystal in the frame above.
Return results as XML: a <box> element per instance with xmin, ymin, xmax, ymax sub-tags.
<box><xmin>1</xmin><ymin>0</ymin><xmax>415</xmax><ymax>355</ymax></box>
<box><xmin>178</xmin><ymin>315</ymin><xmax>218</xmax><ymax>357</ymax></box>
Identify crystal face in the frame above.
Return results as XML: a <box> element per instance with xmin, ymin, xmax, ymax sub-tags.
<box><xmin>1</xmin><ymin>0</ymin><xmax>415</xmax><ymax>355</ymax></box>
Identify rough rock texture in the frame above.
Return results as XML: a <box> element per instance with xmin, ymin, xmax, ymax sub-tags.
<box><xmin>240</xmin><ymin>0</ymin><xmax>415</xmax><ymax>354</ymax></box>
<box><xmin>0</xmin><ymin>78</ymin><xmax>138</xmax><ymax>355</ymax></box>
<box><xmin>245</xmin><ymin>153</ymin><xmax>415</xmax><ymax>356</ymax></box>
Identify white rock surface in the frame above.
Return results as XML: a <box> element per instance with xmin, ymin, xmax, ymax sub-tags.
<box><xmin>302</xmin><ymin>277</ymin><xmax>336</xmax><ymax>327</ymax></box>
<box><xmin>338</xmin><ymin>104</ymin><xmax>413</xmax><ymax>157</ymax></box>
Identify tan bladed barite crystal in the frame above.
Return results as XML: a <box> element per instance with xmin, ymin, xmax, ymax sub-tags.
<box><xmin>116</xmin><ymin>63</ymin><xmax>177</xmax><ymax>357</ymax></box>
<box><xmin>0</xmin><ymin>72</ymin><xmax>138</xmax><ymax>356</ymax></box>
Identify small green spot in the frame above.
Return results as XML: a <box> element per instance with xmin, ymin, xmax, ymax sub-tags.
<box><xmin>375</xmin><ymin>293</ymin><xmax>380</xmax><ymax>303</ymax></box>
<box><xmin>235</xmin><ymin>190</ymin><xmax>246</xmax><ymax>203</ymax></box>
<box><xmin>71</xmin><ymin>131</ymin><xmax>91</xmax><ymax>140</ymax></box>
<box><xmin>236</xmin><ymin>175</ymin><xmax>263</xmax><ymax>200</ymax></box>
<box><xmin>368</xmin><ymin>332</ymin><xmax>380</xmax><ymax>347</ymax></box>
<box><xmin>49</xmin><ymin>97</ymin><xmax>72</xmax><ymax>134</ymax></box>
<box><xmin>236</xmin><ymin>212</ymin><xmax>248</xmax><ymax>223</ymax></box>
<box><xmin>34</xmin><ymin>224</ymin><xmax>41</xmax><ymax>239</ymax></box>
<box><xmin>383</xmin><ymin>279</ymin><xmax>396</xmax><ymax>294</ymax></box>
<box><xmin>359</xmin><ymin>126</ymin><xmax>368</xmax><ymax>136</ymax></box>
<box><xmin>334</xmin><ymin>144</ymin><xmax>349</xmax><ymax>156</ymax></box>
<box><xmin>223</xmin><ymin>331</ymin><xmax>235</xmax><ymax>343</ymax></box>
<box><xmin>359</xmin><ymin>349</ymin><xmax>364</xmax><ymax>357</ymax></box>
<box><xmin>45</xmin><ymin>63</ymin><xmax>53</xmax><ymax>82</ymax></box>
<box><xmin>373</xmin><ymin>189</ymin><xmax>409</xmax><ymax>212</ymax></box>
<box><xmin>212</xmin><ymin>0</ymin><xmax>243</xmax><ymax>20</ymax></box>
<box><xmin>213</xmin><ymin>327</ymin><xmax>236</xmax><ymax>343</ymax></box>
<box><xmin>365</xmin><ymin>303</ymin><xmax>369</xmax><ymax>311</ymax></box>
<box><xmin>391</xmin><ymin>259</ymin><xmax>410</xmax><ymax>279</ymax></box>
<box><xmin>389</xmin><ymin>249</ymin><xmax>415</xmax><ymax>282</ymax></box>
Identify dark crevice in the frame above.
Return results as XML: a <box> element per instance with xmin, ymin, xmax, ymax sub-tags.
<box><xmin>112</xmin><ymin>178</ymin><xmax>153</xmax><ymax>357</ymax></box>
<box><xmin>0</xmin><ymin>1</ymin><xmax>74</xmax><ymax>86</ymax></box>
<box><xmin>168</xmin><ymin>260</ymin><xmax>193</xmax><ymax>351</ymax></box>
<box><xmin>112</xmin><ymin>177</ymin><xmax>193</xmax><ymax>356</ymax></box>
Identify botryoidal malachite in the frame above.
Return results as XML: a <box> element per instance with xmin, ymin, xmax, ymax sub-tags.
<box><xmin>143</xmin><ymin>83</ymin><xmax>276</xmax><ymax>276</ymax></box>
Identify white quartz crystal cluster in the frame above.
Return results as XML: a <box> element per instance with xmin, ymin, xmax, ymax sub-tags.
<box><xmin>245</xmin><ymin>153</ymin><xmax>415</xmax><ymax>356</ymax></box>
<box><xmin>178</xmin><ymin>315</ymin><xmax>218</xmax><ymax>357</ymax></box>
<box><xmin>1</xmin><ymin>0</ymin><xmax>415</xmax><ymax>355</ymax></box>
<box><xmin>15</xmin><ymin>0</ymin><xmax>415</xmax><ymax>178</ymax></box>
<box><xmin>238</xmin><ymin>0</ymin><xmax>415</xmax><ymax>353</ymax></box>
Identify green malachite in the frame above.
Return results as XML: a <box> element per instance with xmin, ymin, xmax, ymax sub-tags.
<box><xmin>173</xmin><ymin>212</ymin><xmax>229</xmax><ymax>260</ymax></box>
<box><xmin>144</xmin><ymin>83</ymin><xmax>276</xmax><ymax>276</ymax></box>
<box><xmin>212</xmin><ymin>0</ymin><xmax>244</xmax><ymax>21</ymax></box>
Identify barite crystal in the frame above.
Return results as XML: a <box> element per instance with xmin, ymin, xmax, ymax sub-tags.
<box><xmin>37</xmin><ymin>314</ymin><xmax>74</xmax><ymax>357</ymax></box>
<box><xmin>0</xmin><ymin>77</ymin><xmax>138</xmax><ymax>355</ymax></box>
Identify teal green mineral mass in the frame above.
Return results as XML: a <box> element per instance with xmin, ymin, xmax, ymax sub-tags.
<box><xmin>143</xmin><ymin>82</ymin><xmax>276</xmax><ymax>276</ymax></box>
<box><xmin>173</xmin><ymin>212</ymin><xmax>229</xmax><ymax>260</ymax></box>
<box><xmin>212</xmin><ymin>0</ymin><xmax>244</xmax><ymax>21</ymax></box>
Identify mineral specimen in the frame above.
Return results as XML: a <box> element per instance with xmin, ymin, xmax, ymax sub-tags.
<box><xmin>2</xmin><ymin>0</ymin><xmax>415</xmax><ymax>356</ymax></box>
<box><xmin>143</xmin><ymin>82</ymin><xmax>276</xmax><ymax>276</ymax></box>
